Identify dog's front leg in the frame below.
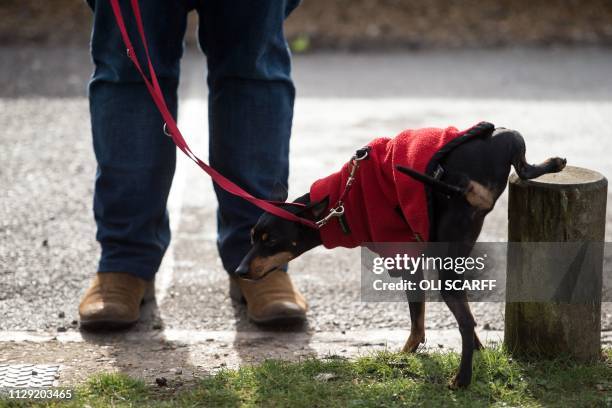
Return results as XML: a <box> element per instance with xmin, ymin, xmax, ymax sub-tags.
<box><xmin>403</xmin><ymin>301</ymin><xmax>426</xmax><ymax>352</ymax></box>
<box><xmin>402</xmin><ymin>265</ymin><xmax>426</xmax><ymax>353</ymax></box>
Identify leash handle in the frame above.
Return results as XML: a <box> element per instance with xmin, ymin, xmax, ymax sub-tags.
<box><xmin>108</xmin><ymin>0</ymin><xmax>317</xmax><ymax>229</ymax></box>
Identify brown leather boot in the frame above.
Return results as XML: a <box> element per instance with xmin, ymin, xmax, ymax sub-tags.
<box><xmin>79</xmin><ymin>272</ymin><xmax>154</xmax><ymax>331</ymax></box>
<box><xmin>230</xmin><ymin>269</ymin><xmax>308</xmax><ymax>324</ymax></box>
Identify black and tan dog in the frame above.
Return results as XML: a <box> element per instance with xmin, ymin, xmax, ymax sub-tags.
<box><xmin>234</xmin><ymin>123</ymin><xmax>566</xmax><ymax>388</ymax></box>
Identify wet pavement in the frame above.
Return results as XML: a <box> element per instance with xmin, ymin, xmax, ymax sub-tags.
<box><xmin>1</xmin><ymin>46</ymin><xmax>611</xmax><ymax>383</ymax></box>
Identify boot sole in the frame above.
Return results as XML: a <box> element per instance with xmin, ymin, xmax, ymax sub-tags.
<box><xmin>79</xmin><ymin>319</ymin><xmax>138</xmax><ymax>332</ymax></box>
<box><xmin>248</xmin><ymin>313</ymin><xmax>306</xmax><ymax>325</ymax></box>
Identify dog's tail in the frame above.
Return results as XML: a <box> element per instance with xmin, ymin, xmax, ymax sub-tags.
<box><xmin>500</xmin><ymin>128</ymin><xmax>567</xmax><ymax>180</ymax></box>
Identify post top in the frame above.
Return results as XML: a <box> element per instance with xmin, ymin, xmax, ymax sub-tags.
<box><xmin>510</xmin><ymin>166</ymin><xmax>607</xmax><ymax>189</ymax></box>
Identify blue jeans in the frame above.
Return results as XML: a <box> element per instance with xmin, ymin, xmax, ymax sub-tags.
<box><xmin>87</xmin><ymin>0</ymin><xmax>299</xmax><ymax>280</ymax></box>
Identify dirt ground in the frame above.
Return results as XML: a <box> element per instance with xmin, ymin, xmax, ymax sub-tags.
<box><xmin>2</xmin><ymin>0</ymin><xmax>612</xmax><ymax>48</ymax></box>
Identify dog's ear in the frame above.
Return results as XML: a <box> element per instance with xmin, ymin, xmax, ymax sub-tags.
<box><xmin>270</xmin><ymin>181</ymin><xmax>289</xmax><ymax>202</ymax></box>
<box><xmin>306</xmin><ymin>196</ymin><xmax>329</xmax><ymax>219</ymax></box>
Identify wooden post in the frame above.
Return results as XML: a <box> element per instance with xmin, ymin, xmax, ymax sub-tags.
<box><xmin>505</xmin><ymin>166</ymin><xmax>607</xmax><ymax>361</ymax></box>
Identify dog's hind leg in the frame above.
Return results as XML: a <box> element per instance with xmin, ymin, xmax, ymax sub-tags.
<box><xmin>474</xmin><ymin>332</ymin><xmax>484</xmax><ymax>350</ymax></box>
<box><xmin>437</xmin><ymin>243</ymin><xmax>479</xmax><ymax>389</ymax></box>
<box><xmin>495</xmin><ymin>128</ymin><xmax>567</xmax><ymax>180</ymax></box>
<box><xmin>432</xmin><ymin>201</ymin><xmax>486</xmax><ymax>389</ymax></box>
<box><xmin>441</xmin><ymin>288</ymin><xmax>477</xmax><ymax>389</ymax></box>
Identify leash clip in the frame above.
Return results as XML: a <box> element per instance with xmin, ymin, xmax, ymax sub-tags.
<box><xmin>346</xmin><ymin>146</ymin><xmax>370</xmax><ymax>187</ymax></box>
<box><xmin>315</xmin><ymin>146</ymin><xmax>370</xmax><ymax>229</ymax></box>
<box><xmin>315</xmin><ymin>205</ymin><xmax>345</xmax><ymax>228</ymax></box>
<box><xmin>163</xmin><ymin>122</ymin><xmax>172</xmax><ymax>137</ymax></box>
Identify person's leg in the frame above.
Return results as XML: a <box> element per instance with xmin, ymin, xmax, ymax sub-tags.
<box><xmin>80</xmin><ymin>0</ymin><xmax>190</xmax><ymax>330</ymax></box>
<box><xmin>88</xmin><ymin>0</ymin><xmax>190</xmax><ymax>280</ymax></box>
<box><xmin>196</xmin><ymin>0</ymin><xmax>307</xmax><ymax>324</ymax></box>
<box><xmin>197</xmin><ymin>0</ymin><xmax>300</xmax><ymax>274</ymax></box>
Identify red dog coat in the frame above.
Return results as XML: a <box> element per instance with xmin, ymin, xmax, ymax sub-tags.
<box><xmin>310</xmin><ymin>122</ymin><xmax>493</xmax><ymax>249</ymax></box>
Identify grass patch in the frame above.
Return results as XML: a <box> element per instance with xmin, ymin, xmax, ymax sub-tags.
<box><xmin>2</xmin><ymin>348</ymin><xmax>610</xmax><ymax>407</ymax></box>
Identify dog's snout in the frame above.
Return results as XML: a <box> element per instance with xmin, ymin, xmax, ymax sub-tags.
<box><xmin>234</xmin><ymin>263</ymin><xmax>250</xmax><ymax>276</ymax></box>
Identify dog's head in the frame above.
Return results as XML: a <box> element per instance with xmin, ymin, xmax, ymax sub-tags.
<box><xmin>234</xmin><ymin>186</ymin><xmax>329</xmax><ymax>280</ymax></box>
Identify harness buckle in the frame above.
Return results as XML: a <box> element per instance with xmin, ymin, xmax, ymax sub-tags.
<box><xmin>353</xmin><ymin>146</ymin><xmax>370</xmax><ymax>161</ymax></box>
<box><xmin>432</xmin><ymin>164</ymin><xmax>445</xmax><ymax>180</ymax></box>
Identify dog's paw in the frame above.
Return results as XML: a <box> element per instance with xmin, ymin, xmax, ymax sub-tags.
<box><xmin>550</xmin><ymin>157</ymin><xmax>567</xmax><ymax>173</ymax></box>
<box><xmin>401</xmin><ymin>332</ymin><xmax>425</xmax><ymax>353</ymax></box>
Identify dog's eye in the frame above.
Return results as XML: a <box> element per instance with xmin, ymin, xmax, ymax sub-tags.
<box><xmin>264</xmin><ymin>238</ymin><xmax>278</xmax><ymax>247</ymax></box>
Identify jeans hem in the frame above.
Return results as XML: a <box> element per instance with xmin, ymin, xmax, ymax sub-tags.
<box><xmin>98</xmin><ymin>261</ymin><xmax>159</xmax><ymax>281</ymax></box>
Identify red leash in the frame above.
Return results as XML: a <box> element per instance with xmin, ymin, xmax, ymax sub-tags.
<box><xmin>108</xmin><ymin>0</ymin><xmax>318</xmax><ymax>229</ymax></box>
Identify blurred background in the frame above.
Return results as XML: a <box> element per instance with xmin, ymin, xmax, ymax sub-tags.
<box><xmin>3</xmin><ymin>0</ymin><xmax>612</xmax><ymax>48</ymax></box>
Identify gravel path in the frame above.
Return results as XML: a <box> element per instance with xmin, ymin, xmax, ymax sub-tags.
<box><xmin>1</xmin><ymin>48</ymin><xmax>610</xmax><ymax>382</ymax></box>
